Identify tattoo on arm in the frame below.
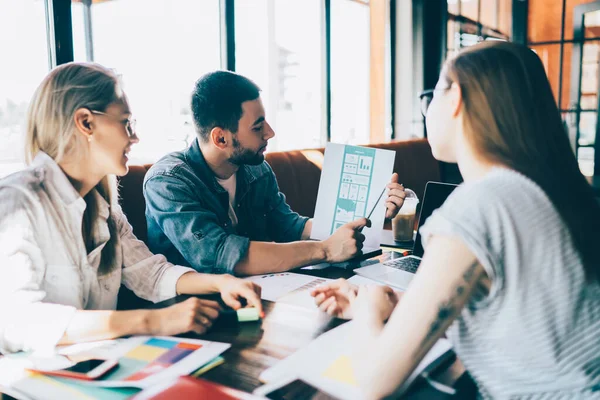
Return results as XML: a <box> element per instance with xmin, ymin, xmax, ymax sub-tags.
<box><xmin>413</xmin><ymin>261</ymin><xmax>480</xmax><ymax>358</ymax></box>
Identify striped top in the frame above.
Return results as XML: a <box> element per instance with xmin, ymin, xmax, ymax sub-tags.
<box><xmin>420</xmin><ymin>168</ymin><xmax>600</xmax><ymax>399</ymax></box>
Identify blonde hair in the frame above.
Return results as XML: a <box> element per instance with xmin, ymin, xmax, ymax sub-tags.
<box><xmin>25</xmin><ymin>62</ymin><xmax>124</xmax><ymax>275</ymax></box>
<box><xmin>445</xmin><ymin>41</ymin><xmax>600</xmax><ymax>283</ymax></box>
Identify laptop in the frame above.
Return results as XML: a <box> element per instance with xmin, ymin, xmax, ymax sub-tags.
<box><xmin>354</xmin><ymin>181</ymin><xmax>457</xmax><ymax>290</ymax></box>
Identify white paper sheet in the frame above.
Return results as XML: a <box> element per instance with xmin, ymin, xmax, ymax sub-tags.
<box><xmin>259</xmin><ymin>321</ymin><xmax>452</xmax><ymax>399</ymax></box>
<box><xmin>311</xmin><ymin>143</ymin><xmax>396</xmax><ymax>250</ymax></box>
<box><xmin>245</xmin><ymin>273</ymin><xmax>333</xmax><ymax>309</ymax></box>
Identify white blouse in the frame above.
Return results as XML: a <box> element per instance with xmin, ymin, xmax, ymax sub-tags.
<box><xmin>0</xmin><ymin>152</ymin><xmax>194</xmax><ymax>353</ymax></box>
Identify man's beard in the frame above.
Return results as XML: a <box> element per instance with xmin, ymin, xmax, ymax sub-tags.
<box><xmin>229</xmin><ymin>137</ymin><xmax>264</xmax><ymax>166</ymax></box>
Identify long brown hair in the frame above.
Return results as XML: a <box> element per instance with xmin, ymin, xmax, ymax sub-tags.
<box><xmin>445</xmin><ymin>41</ymin><xmax>600</xmax><ymax>283</ymax></box>
<box><xmin>25</xmin><ymin>62</ymin><xmax>122</xmax><ymax>275</ymax></box>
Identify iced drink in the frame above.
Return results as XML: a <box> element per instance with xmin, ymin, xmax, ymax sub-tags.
<box><xmin>392</xmin><ymin>189</ymin><xmax>419</xmax><ymax>242</ymax></box>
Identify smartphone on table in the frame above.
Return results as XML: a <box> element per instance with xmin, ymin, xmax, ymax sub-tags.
<box><xmin>26</xmin><ymin>358</ymin><xmax>118</xmax><ymax>381</ymax></box>
<box><xmin>254</xmin><ymin>376</ymin><xmax>338</xmax><ymax>400</ymax></box>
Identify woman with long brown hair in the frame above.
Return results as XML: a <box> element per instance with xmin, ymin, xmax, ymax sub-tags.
<box><xmin>0</xmin><ymin>62</ymin><xmax>263</xmax><ymax>354</ymax></box>
<box><xmin>312</xmin><ymin>41</ymin><xmax>600</xmax><ymax>399</ymax></box>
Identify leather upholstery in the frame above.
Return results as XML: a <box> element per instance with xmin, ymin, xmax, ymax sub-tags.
<box><xmin>117</xmin><ymin>139</ymin><xmax>441</xmax><ymax>244</ymax></box>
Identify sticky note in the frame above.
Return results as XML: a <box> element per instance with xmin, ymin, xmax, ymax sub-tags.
<box><xmin>321</xmin><ymin>355</ymin><xmax>358</xmax><ymax>386</ymax></box>
<box><xmin>236</xmin><ymin>307</ymin><xmax>260</xmax><ymax>322</ymax></box>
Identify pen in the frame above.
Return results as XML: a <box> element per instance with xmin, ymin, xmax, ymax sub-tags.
<box><xmin>365</xmin><ymin>186</ymin><xmax>387</xmax><ymax>221</ymax></box>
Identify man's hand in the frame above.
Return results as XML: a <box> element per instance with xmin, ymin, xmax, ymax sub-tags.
<box><xmin>322</xmin><ymin>218</ymin><xmax>370</xmax><ymax>263</ymax></box>
<box><xmin>385</xmin><ymin>173</ymin><xmax>406</xmax><ymax>219</ymax></box>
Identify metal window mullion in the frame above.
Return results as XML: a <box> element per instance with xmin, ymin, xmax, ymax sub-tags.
<box><xmin>82</xmin><ymin>0</ymin><xmax>94</xmax><ymax>62</ymax></box>
<box><xmin>49</xmin><ymin>0</ymin><xmax>74</xmax><ymax>66</ymax></box>
<box><xmin>557</xmin><ymin>0</ymin><xmax>567</xmax><ymax>111</ymax></box>
<box><xmin>325</xmin><ymin>0</ymin><xmax>331</xmax><ymax>142</ymax></box>
<box><xmin>511</xmin><ymin>0</ymin><xmax>528</xmax><ymax>45</ymax></box>
<box><xmin>477</xmin><ymin>0</ymin><xmax>481</xmax><ymax>37</ymax></box>
<box><xmin>44</xmin><ymin>0</ymin><xmax>56</xmax><ymax>69</ymax></box>
<box><xmin>390</xmin><ymin>0</ymin><xmax>396</xmax><ymax>140</ymax></box>
<box><xmin>220</xmin><ymin>0</ymin><xmax>235</xmax><ymax>71</ymax></box>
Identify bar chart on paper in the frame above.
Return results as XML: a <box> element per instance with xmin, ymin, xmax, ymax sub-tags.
<box><xmin>332</xmin><ymin>146</ymin><xmax>376</xmax><ymax>233</ymax></box>
<box><xmin>311</xmin><ymin>143</ymin><xmax>395</xmax><ymax>251</ymax></box>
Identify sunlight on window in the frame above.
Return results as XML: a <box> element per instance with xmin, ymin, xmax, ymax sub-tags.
<box><xmin>235</xmin><ymin>0</ymin><xmax>324</xmax><ymax>152</ymax></box>
<box><xmin>0</xmin><ymin>0</ymin><xmax>48</xmax><ymax>177</ymax></box>
<box><xmin>330</xmin><ymin>0</ymin><xmax>370</xmax><ymax>145</ymax></box>
<box><xmin>72</xmin><ymin>0</ymin><xmax>221</xmax><ymax>164</ymax></box>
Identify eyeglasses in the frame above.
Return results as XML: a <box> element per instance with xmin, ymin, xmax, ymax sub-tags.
<box><xmin>418</xmin><ymin>87</ymin><xmax>451</xmax><ymax>117</ymax></box>
<box><xmin>89</xmin><ymin>109</ymin><xmax>137</xmax><ymax>138</ymax></box>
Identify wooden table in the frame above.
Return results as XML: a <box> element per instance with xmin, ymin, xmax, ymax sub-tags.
<box><xmin>151</xmin><ymin>265</ymin><xmax>463</xmax><ymax>399</ymax></box>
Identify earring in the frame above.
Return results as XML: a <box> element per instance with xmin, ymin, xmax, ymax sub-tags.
<box><xmin>88</xmin><ymin>135</ymin><xmax>93</xmax><ymax>143</ymax></box>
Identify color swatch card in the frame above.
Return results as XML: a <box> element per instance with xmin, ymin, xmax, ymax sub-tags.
<box><xmin>311</xmin><ymin>144</ymin><xmax>396</xmax><ymax>251</ymax></box>
<box><xmin>97</xmin><ymin>337</ymin><xmax>227</xmax><ymax>386</ymax></box>
<box><xmin>0</xmin><ymin>336</ymin><xmax>230</xmax><ymax>391</ymax></box>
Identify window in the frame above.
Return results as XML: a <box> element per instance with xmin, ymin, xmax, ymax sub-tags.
<box><xmin>330</xmin><ymin>0</ymin><xmax>370</xmax><ymax>145</ymax></box>
<box><xmin>235</xmin><ymin>0</ymin><xmax>325</xmax><ymax>152</ymax></box>
<box><xmin>446</xmin><ymin>0</ymin><xmax>511</xmax><ymax>59</ymax></box>
<box><xmin>528</xmin><ymin>0</ymin><xmax>600</xmax><ymax>176</ymax></box>
<box><xmin>72</xmin><ymin>0</ymin><xmax>222</xmax><ymax>163</ymax></box>
<box><xmin>0</xmin><ymin>0</ymin><xmax>49</xmax><ymax>177</ymax></box>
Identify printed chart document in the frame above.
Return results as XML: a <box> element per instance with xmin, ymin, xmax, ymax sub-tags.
<box><xmin>259</xmin><ymin>321</ymin><xmax>452</xmax><ymax>399</ymax></box>
<box><xmin>245</xmin><ymin>272</ymin><xmax>333</xmax><ymax>309</ymax></box>
<box><xmin>0</xmin><ymin>336</ymin><xmax>230</xmax><ymax>398</ymax></box>
<box><xmin>311</xmin><ymin>143</ymin><xmax>396</xmax><ymax>251</ymax></box>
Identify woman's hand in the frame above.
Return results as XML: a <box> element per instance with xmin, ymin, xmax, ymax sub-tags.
<box><xmin>354</xmin><ymin>285</ymin><xmax>401</xmax><ymax>323</ymax></box>
<box><xmin>218</xmin><ymin>275</ymin><xmax>264</xmax><ymax>317</ymax></box>
<box><xmin>148</xmin><ymin>297</ymin><xmax>222</xmax><ymax>335</ymax></box>
<box><xmin>311</xmin><ymin>278</ymin><xmax>359</xmax><ymax>319</ymax></box>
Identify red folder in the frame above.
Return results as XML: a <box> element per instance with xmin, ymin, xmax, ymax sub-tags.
<box><xmin>131</xmin><ymin>376</ymin><xmax>260</xmax><ymax>400</ymax></box>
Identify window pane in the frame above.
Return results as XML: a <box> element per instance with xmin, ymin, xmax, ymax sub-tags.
<box><xmin>480</xmin><ymin>0</ymin><xmax>498</xmax><ymax>30</ymax></box>
<box><xmin>498</xmin><ymin>0</ymin><xmax>512</xmax><ymax>36</ymax></box>
<box><xmin>0</xmin><ymin>0</ymin><xmax>49</xmax><ymax>177</ymax></box>
<box><xmin>448</xmin><ymin>0</ymin><xmax>460</xmax><ymax>16</ymax></box>
<box><xmin>72</xmin><ymin>0</ymin><xmax>221</xmax><ymax>163</ymax></box>
<box><xmin>460</xmin><ymin>0</ymin><xmax>479</xmax><ymax>22</ymax></box>
<box><xmin>528</xmin><ymin>0</ymin><xmax>563</xmax><ymax>42</ymax></box>
<box><xmin>565</xmin><ymin>0</ymin><xmax>600</xmax><ymax>41</ymax></box>
<box><xmin>584</xmin><ymin>9</ymin><xmax>600</xmax><ymax>38</ymax></box>
<box><xmin>447</xmin><ymin>19</ymin><xmax>460</xmax><ymax>54</ymax></box>
<box><xmin>331</xmin><ymin>0</ymin><xmax>370</xmax><ymax>145</ymax></box>
<box><xmin>578</xmin><ymin>146</ymin><xmax>595</xmax><ymax>176</ymax></box>
<box><xmin>530</xmin><ymin>44</ymin><xmax>562</xmax><ymax>105</ymax></box>
<box><xmin>579</xmin><ymin>42</ymin><xmax>599</xmax><ymax>110</ymax></box>
<box><xmin>235</xmin><ymin>0</ymin><xmax>324</xmax><ymax>151</ymax></box>
<box><xmin>579</xmin><ymin>111</ymin><xmax>597</xmax><ymax>146</ymax></box>
<box><xmin>530</xmin><ymin>0</ymin><xmax>600</xmax><ymax>43</ymax></box>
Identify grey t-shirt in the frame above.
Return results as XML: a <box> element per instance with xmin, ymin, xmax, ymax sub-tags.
<box><xmin>420</xmin><ymin>168</ymin><xmax>600</xmax><ymax>399</ymax></box>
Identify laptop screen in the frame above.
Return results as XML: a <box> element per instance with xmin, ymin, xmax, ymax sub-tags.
<box><xmin>412</xmin><ymin>182</ymin><xmax>457</xmax><ymax>257</ymax></box>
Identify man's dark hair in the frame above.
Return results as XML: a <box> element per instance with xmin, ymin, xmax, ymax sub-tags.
<box><xmin>191</xmin><ymin>71</ymin><xmax>261</xmax><ymax>142</ymax></box>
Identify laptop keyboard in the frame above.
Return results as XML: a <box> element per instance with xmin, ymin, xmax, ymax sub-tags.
<box><xmin>383</xmin><ymin>257</ymin><xmax>421</xmax><ymax>274</ymax></box>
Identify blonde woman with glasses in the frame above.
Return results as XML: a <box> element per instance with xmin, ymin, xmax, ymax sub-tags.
<box><xmin>312</xmin><ymin>41</ymin><xmax>600</xmax><ymax>399</ymax></box>
<box><xmin>0</xmin><ymin>62</ymin><xmax>263</xmax><ymax>354</ymax></box>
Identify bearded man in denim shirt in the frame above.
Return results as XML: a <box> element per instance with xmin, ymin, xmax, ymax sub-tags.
<box><xmin>143</xmin><ymin>71</ymin><xmax>406</xmax><ymax>275</ymax></box>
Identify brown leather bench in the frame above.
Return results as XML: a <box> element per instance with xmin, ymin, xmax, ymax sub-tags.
<box><xmin>119</xmin><ymin>138</ymin><xmax>444</xmax><ymax>242</ymax></box>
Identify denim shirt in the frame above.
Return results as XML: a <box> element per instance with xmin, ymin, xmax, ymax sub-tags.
<box><xmin>143</xmin><ymin>139</ymin><xmax>309</xmax><ymax>274</ymax></box>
